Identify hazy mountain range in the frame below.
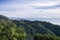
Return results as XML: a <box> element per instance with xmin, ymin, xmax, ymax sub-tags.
<box><xmin>9</xmin><ymin>17</ymin><xmax>60</xmax><ymax>25</ymax></box>
<box><xmin>0</xmin><ymin>15</ymin><xmax>60</xmax><ymax>40</ymax></box>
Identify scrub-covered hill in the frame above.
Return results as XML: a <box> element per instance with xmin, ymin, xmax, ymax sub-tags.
<box><xmin>0</xmin><ymin>15</ymin><xmax>60</xmax><ymax>40</ymax></box>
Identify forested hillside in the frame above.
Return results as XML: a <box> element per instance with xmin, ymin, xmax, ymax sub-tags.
<box><xmin>0</xmin><ymin>15</ymin><xmax>60</xmax><ymax>40</ymax></box>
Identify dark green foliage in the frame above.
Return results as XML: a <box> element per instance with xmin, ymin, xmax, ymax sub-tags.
<box><xmin>12</xmin><ymin>20</ymin><xmax>55</xmax><ymax>35</ymax></box>
<box><xmin>0</xmin><ymin>20</ymin><xmax>26</xmax><ymax>40</ymax></box>
<box><xmin>33</xmin><ymin>34</ymin><xmax>60</xmax><ymax>40</ymax></box>
<box><xmin>39</xmin><ymin>21</ymin><xmax>60</xmax><ymax>36</ymax></box>
<box><xmin>0</xmin><ymin>15</ymin><xmax>9</xmax><ymax>20</ymax></box>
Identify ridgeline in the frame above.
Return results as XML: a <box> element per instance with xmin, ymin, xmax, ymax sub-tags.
<box><xmin>0</xmin><ymin>15</ymin><xmax>60</xmax><ymax>40</ymax></box>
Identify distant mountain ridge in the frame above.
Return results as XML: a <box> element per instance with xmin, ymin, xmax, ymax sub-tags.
<box><xmin>0</xmin><ymin>15</ymin><xmax>60</xmax><ymax>40</ymax></box>
<box><xmin>9</xmin><ymin>17</ymin><xmax>25</xmax><ymax>20</ymax></box>
<box><xmin>9</xmin><ymin>17</ymin><xmax>60</xmax><ymax>25</ymax></box>
<box><xmin>0</xmin><ymin>15</ymin><xmax>60</xmax><ymax>36</ymax></box>
<box><xmin>0</xmin><ymin>15</ymin><xmax>9</xmax><ymax>20</ymax></box>
<box><xmin>12</xmin><ymin>20</ymin><xmax>60</xmax><ymax>36</ymax></box>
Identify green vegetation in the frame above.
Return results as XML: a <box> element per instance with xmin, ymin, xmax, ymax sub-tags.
<box><xmin>33</xmin><ymin>34</ymin><xmax>60</xmax><ymax>40</ymax></box>
<box><xmin>0</xmin><ymin>15</ymin><xmax>60</xmax><ymax>40</ymax></box>
<box><xmin>0</xmin><ymin>15</ymin><xmax>26</xmax><ymax>40</ymax></box>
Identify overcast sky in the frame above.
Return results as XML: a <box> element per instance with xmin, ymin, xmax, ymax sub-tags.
<box><xmin>0</xmin><ymin>0</ymin><xmax>60</xmax><ymax>18</ymax></box>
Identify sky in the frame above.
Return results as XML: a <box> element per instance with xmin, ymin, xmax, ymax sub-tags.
<box><xmin>0</xmin><ymin>0</ymin><xmax>60</xmax><ymax>18</ymax></box>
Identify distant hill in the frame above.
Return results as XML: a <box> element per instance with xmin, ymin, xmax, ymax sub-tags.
<box><xmin>12</xmin><ymin>20</ymin><xmax>60</xmax><ymax>36</ymax></box>
<box><xmin>9</xmin><ymin>17</ymin><xmax>60</xmax><ymax>25</ymax></box>
<box><xmin>0</xmin><ymin>15</ymin><xmax>60</xmax><ymax>40</ymax></box>
<box><xmin>1</xmin><ymin>15</ymin><xmax>60</xmax><ymax>36</ymax></box>
<box><xmin>0</xmin><ymin>15</ymin><xmax>9</xmax><ymax>20</ymax></box>
<box><xmin>9</xmin><ymin>17</ymin><xmax>26</xmax><ymax>20</ymax></box>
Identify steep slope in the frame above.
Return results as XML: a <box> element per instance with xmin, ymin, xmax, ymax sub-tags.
<box><xmin>12</xmin><ymin>20</ymin><xmax>55</xmax><ymax>35</ymax></box>
<box><xmin>0</xmin><ymin>15</ymin><xmax>60</xmax><ymax>40</ymax></box>
<box><xmin>0</xmin><ymin>15</ymin><xmax>9</xmax><ymax>20</ymax></box>
<box><xmin>12</xmin><ymin>20</ymin><xmax>60</xmax><ymax>36</ymax></box>
<box><xmin>0</xmin><ymin>15</ymin><xmax>26</xmax><ymax>40</ymax></box>
<box><xmin>39</xmin><ymin>21</ymin><xmax>60</xmax><ymax>36</ymax></box>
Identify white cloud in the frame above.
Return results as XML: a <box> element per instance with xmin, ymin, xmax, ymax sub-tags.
<box><xmin>0</xmin><ymin>0</ymin><xmax>60</xmax><ymax>18</ymax></box>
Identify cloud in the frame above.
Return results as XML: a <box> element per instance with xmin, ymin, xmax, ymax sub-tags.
<box><xmin>30</xmin><ymin>4</ymin><xmax>60</xmax><ymax>10</ymax></box>
<box><xmin>0</xmin><ymin>0</ymin><xmax>60</xmax><ymax>18</ymax></box>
